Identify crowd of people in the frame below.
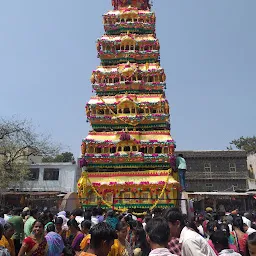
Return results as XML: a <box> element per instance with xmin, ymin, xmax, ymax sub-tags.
<box><xmin>0</xmin><ymin>206</ymin><xmax>256</xmax><ymax>255</ymax></box>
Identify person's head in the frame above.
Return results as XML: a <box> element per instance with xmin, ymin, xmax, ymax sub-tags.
<box><xmin>218</xmin><ymin>223</ymin><xmax>230</xmax><ymax>238</ymax></box>
<box><xmin>145</xmin><ymin>217</ymin><xmax>170</xmax><ymax>249</ymax></box>
<box><xmin>71</xmin><ymin>208</ymin><xmax>84</xmax><ymax>218</ymax></box>
<box><xmin>116</xmin><ymin>221</ymin><xmax>128</xmax><ymax>242</ymax></box>
<box><xmin>3</xmin><ymin>222</ymin><xmax>15</xmax><ymax>239</ymax></box>
<box><xmin>45</xmin><ymin>223</ymin><xmax>55</xmax><ymax>233</ymax></box>
<box><xmin>92</xmin><ymin>208</ymin><xmax>98</xmax><ymax>217</ymax></box>
<box><xmin>84</xmin><ymin>210</ymin><xmax>92</xmax><ymax>221</ymax></box>
<box><xmin>163</xmin><ymin>207</ymin><xmax>185</xmax><ymax>238</ymax></box>
<box><xmin>178</xmin><ymin>154</ymin><xmax>184</xmax><ymax>158</ymax></box>
<box><xmin>89</xmin><ymin>222</ymin><xmax>117</xmax><ymax>256</ymax></box>
<box><xmin>67</xmin><ymin>218</ymin><xmax>80</xmax><ymax>234</ymax></box>
<box><xmin>233</xmin><ymin>216</ymin><xmax>245</xmax><ymax>232</ymax></box>
<box><xmin>55</xmin><ymin>217</ymin><xmax>63</xmax><ymax>231</ymax></box>
<box><xmin>107</xmin><ymin>209</ymin><xmax>115</xmax><ymax>218</ymax></box>
<box><xmin>210</xmin><ymin>230</ymin><xmax>229</xmax><ymax>253</ymax></box>
<box><xmin>81</xmin><ymin>220</ymin><xmax>92</xmax><ymax>234</ymax></box>
<box><xmin>32</xmin><ymin>220</ymin><xmax>44</xmax><ymax>237</ymax></box>
<box><xmin>97</xmin><ymin>207</ymin><xmax>104</xmax><ymax>216</ymax></box>
<box><xmin>12</xmin><ymin>207</ymin><xmax>21</xmax><ymax>216</ymax></box>
<box><xmin>30</xmin><ymin>209</ymin><xmax>39</xmax><ymax>219</ymax></box>
<box><xmin>244</xmin><ymin>212</ymin><xmax>252</xmax><ymax>221</ymax></box>
<box><xmin>143</xmin><ymin>215</ymin><xmax>152</xmax><ymax>224</ymax></box>
<box><xmin>207</xmin><ymin>221</ymin><xmax>218</xmax><ymax>236</ymax></box>
<box><xmin>248</xmin><ymin>232</ymin><xmax>256</xmax><ymax>255</ymax></box>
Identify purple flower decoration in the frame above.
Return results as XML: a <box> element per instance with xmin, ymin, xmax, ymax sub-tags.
<box><xmin>79</xmin><ymin>158</ymin><xmax>87</xmax><ymax>168</ymax></box>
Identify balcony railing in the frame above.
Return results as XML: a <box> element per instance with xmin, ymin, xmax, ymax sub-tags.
<box><xmin>186</xmin><ymin>171</ymin><xmax>248</xmax><ymax>180</ymax></box>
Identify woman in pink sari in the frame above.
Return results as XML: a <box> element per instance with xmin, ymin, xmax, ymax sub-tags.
<box><xmin>18</xmin><ymin>220</ymin><xmax>48</xmax><ymax>256</ymax></box>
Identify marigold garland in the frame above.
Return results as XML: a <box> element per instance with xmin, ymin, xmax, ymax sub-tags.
<box><xmin>83</xmin><ymin>169</ymin><xmax>172</xmax><ymax>214</ymax></box>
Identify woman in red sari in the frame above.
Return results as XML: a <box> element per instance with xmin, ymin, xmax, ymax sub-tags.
<box><xmin>18</xmin><ymin>220</ymin><xmax>48</xmax><ymax>256</ymax></box>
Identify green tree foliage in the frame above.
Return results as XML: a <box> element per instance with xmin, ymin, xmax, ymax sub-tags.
<box><xmin>0</xmin><ymin>117</ymin><xmax>60</xmax><ymax>188</ymax></box>
<box><xmin>229</xmin><ymin>136</ymin><xmax>256</xmax><ymax>154</ymax></box>
<box><xmin>42</xmin><ymin>151</ymin><xmax>74</xmax><ymax>163</ymax></box>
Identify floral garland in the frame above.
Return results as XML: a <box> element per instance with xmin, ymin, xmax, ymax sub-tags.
<box><xmin>99</xmin><ymin>96</ymin><xmax>168</xmax><ymax>127</ymax></box>
<box><xmin>83</xmin><ymin>168</ymin><xmax>172</xmax><ymax>214</ymax></box>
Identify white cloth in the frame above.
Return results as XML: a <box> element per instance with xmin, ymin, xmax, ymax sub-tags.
<box><xmin>179</xmin><ymin>226</ymin><xmax>216</xmax><ymax>256</ymax></box>
<box><xmin>3</xmin><ymin>214</ymin><xmax>11</xmax><ymax>222</ymax></box>
<box><xmin>242</xmin><ymin>216</ymin><xmax>251</xmax><ymax>228</ymax></box>
<box><xmin>197</xmin><ymin>225</ymin><xmax>204</xmax><ymax>236</ymax></box>
<box><xmin>219</xmin><ymin>249</ymin><xmax>242</xmax><ymax>255</ymax></box>
<box><xmin>91</xmin><ymin>216</ymin><xmax>99</xmax><ymax>227</ymax></box>
<box><xmin>57</xmin><ymin>214</ymin><xmax>68</xmax><ymax>230</ymax></box>
<box><xmin>246</xmin><ymin>227</ymin><xmax>256</xmax><ymax>235</ymax></box>
<box><xmin>149</xmin><ymin>248</ymin><xmax>177</xmax><ymax>256</ymax></box>
<box><xmin>75</xmin><ymin>216</ymin><xmax>84</xmax><ymax>230</ymax></box>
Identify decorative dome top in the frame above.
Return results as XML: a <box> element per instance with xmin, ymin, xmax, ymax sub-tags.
<box><xmin>112</xmin><ymin>0</ymin><xmax>151</xmax><ymax>10</ymax></box>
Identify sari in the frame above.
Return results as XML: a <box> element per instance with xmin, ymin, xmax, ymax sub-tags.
<box><xmin>108</xmin><ymin>239</ymin><xmax>133</xmax><ymax>256</ymax></box>
<box><xmin>80</xmin><ymin>234</ymin><xmax>91</xmax><ymax>251</ymax></box>
<box><xmin>0</xmin><ymin>235</ymin><xmax>15</xmax><ymax>256</ymax></box>
<box><xmin>23</xmin><ymin>236</ymin><xmax>48</xmax><ymax>256</ymax></box>
<box><xmin>45</xmin><ymin>232</ymin><xmax>64</xmax><ymax>256</ymax></box>
<box><xmin>70</xmin><ymin>232</ymin><xmax>84</xmax><ymax>252</ymax></box>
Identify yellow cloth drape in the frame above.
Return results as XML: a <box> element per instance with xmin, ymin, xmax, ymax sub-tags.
<box><xmin>0</xmin><ymin>235</ymin><xmax>15</xmax><ymax>256</ymax></box>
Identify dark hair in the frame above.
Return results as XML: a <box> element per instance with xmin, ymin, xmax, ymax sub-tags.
<box><xmin>55</xmin><ymin>217</ymin><xmax>64</xmax><ymax>225</ymax></box>
<box><xmin>97</xmin><ymin>207</ymin><xmax>103</xmax><ymax>216</ymax></box>
<box><xmin>116</xmin><ymin>221</ymin><xmax>128</xmax><ymax>231</ymax></box>
<box><xmin>46</xmin><ymin>223</ymin><xmax>55</xmax><ymax>233</ymax></box>
<box><xmin>12</xmin><ymin>207</ymin><xmax>21</xmax><ymax>215</ymax></box>
<box><xmin>84</xmin><ymin>210</ymin><xmax>92</xmax><ymax>221</ymax></box>
<box><xmin>135</xmin><ymin>226</ymin><xmax>150</xmax><ymax>255</ymax></box>
<box><xmin>3</xmin><ymin>222</ymin><xmax>14</xmax><ymax>231</ymax></box>
<box><xmin>92</xmin><ymin>208</ymin><xmax>98</xmax><ymax>217</ymax></box>
<box><xmin>107</xmin><ymin>209</ymin><xmax>115</xmax><ymax>218</ymax></box>
<box><xmin>163</xmin><ymin>207</ymin><xmax>185</xmax><ymax>227</ymax></box>
<box><xmin>144</xmin><ymin>215</ymin><xmax>152</xmax><ymax>224</ymax></box>
<box><xmin>178</xmin><ymin>154</ymin><xmax>184</xmax><ymax>158</ymax></box>
<box><xmin>67</xmin><ymin>219</ymin><xmax>80</xmax><ymax>230</ymax></box>
<box><xmin>81</xmin><ymin>220</ymin><xmax>92</xmax><ymax>230</ymax></box>
<box><xmin>248</xmin><ymin>232</ymin><xmax>256</xmax><ymax>245</ymax></box>
<box><xmin>145</xmin><ymin>217</ymin><xmax>170</xmax><ymax>246</ymax></box>
<box><xmin>218</xmin><ymin>223</ymin><xmax>230</xmax><ymax>238</ymax></box>
<box><xmin>32</xmin><ymin>219</ymin><xmax>44</xmax><ymax>228</ymax></box>
<box><xmin>207</xmin><ymin>221</ymin><xmax>218</xmax><ymax>234</ymax></box>
<box><xmin>30</xmin><ymin>209</ymin><xmax>38</xmax><ymax>218</ymax></box>
<box><xmin>71</xmin><ymin>208</ymin><xmax>84</xmax><ymax>217</ymax></box>
<box><xmin>210</xmin><ymin>230</ymin><xmax>229</xmax><ymax>249</ymax></box>
<box><xmin>233</xmin><ymin>216</ymin><xmax>245</xmax><ymax>232</ymax></box>
<box><xmin>89</xmin><ymin>222</ymin><xmax>117</xmax><ymax>249</ymax></box>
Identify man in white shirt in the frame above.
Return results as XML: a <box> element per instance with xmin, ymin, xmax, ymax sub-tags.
<box><xmin>164</xmin><ymin>208</ymin><xmax>216</xmax><ymax>256</ymax></box>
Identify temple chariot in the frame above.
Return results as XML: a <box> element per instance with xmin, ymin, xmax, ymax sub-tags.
<box><xmin>78</xmin><ymin>0</ymin><xmax>180</xmax><ymax>212</ymax></box>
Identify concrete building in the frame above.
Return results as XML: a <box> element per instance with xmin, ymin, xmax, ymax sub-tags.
<box><xmin>19</xmin><ymin>162</ymin><xmax>79</xmax><ymax>193</ymax></box>
<box><xmin>176</xmin><ymin>150</ymin><xmax>249</xmax><ymax>212</ymax></box>
<box><xmin>4</xmin><ymin>162</ymin><xmax>81</xmax><ymax>210</ymax></box>
<box><xmin>177</xmin><ymin>150</ymin><xmax>248</xmax><ymax>192</ymax></box>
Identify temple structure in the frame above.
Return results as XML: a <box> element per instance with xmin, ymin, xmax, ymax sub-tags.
<box><xmin>78</xmin><ymin>0</ymin><xmax>179</xmax><ymax>211</ymax></box>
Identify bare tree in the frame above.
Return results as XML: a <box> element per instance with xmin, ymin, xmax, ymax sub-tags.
<box><xmin>0</xmin><ymin>117</ymin><xmax>60</xmax><ymax>188</ymax></box>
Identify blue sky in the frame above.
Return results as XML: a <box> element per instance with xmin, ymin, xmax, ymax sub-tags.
<box><xmin>0</xmin><ymin>0</ymin><xmax>255</xmax><ymax>157</ymax></box>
